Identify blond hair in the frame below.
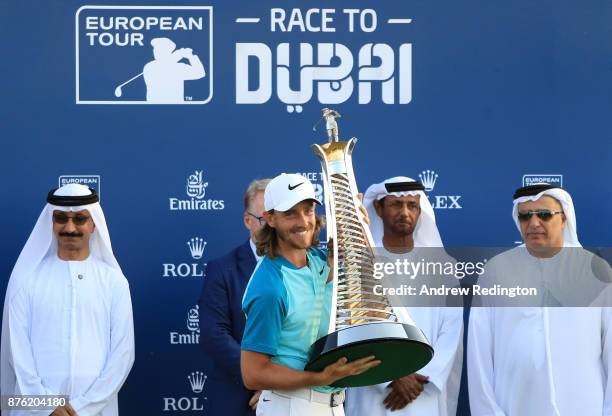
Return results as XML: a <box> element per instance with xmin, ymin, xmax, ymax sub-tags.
<box><xmin>243</xmin><ymin>179</ymin><xmax>271</xmax><ymax>212</ymax></box>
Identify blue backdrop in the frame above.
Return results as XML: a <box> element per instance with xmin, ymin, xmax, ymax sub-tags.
<box><xmin>2</xmin><ymin>0</ymin><xmax>612</xmax><ymax>414</ymax></box>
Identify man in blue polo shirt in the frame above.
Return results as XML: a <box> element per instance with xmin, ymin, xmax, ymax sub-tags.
<box><xmin>241</xmin><ymin>173</ymin><xmax>380</xmax><ymax>416</ymax></box>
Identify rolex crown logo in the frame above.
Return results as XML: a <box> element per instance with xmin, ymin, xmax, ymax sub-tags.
<box><xmin>418</xmin><ymin>170</ymin><xmax>439</xmax><ymax>192</ymax></box>
<box><xmin>187</xmin><ymin>237</ymin><xmax>207</xmax><ymax>260</ymax></box>
<box><xmin>188</xmin><ymin>371</ymin><xmax>207</xmax><ymax>393</ymax></box>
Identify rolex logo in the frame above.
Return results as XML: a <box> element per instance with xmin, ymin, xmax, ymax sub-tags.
<box><xmin>418</xmin><ymin>170</ymin><xmax>439</xmax><ymax>192</ymax></box>
<box><xmin>162</xmin><ymin>369</ymin><xmax>208</xmax><ymax>411</ymax></box>
<box><xmin>418</xmin><ymin>169</ymin><xmax>463</xmax><ymax>210</ymax></box>
<box><xmin>163</xmin><ymin>238</ymin><xmax>207</xmax><ymax>278</ymax></box>
<box><xmin>187</xmin><ymin>237</ymin><xmax>207</xmax><ymax>260</ymax></box>
<box><xmin>188</xmin><ymin>371</ymin><xmax>207</xmax><ymax>394</ymax></box>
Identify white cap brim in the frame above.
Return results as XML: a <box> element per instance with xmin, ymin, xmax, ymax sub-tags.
<box><xmin>274</xmin><ymin>197</ymin><xmax>321</xmax><ymax>212</ymax></box>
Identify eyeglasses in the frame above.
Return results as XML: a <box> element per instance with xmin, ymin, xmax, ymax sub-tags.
<box><xmin>52</xmin><ymin>213</ymin><xmax>91</xmax><ymax>226</ymax></box>
<box><xmin>517</xmin><ymin>209</ymin><xmax>564</xmax><ymax>222</ymax></box>
<box><xmin>247</xmin><ymin>212</ymin><xmax>265</xmax><ymax>225</ymax></box>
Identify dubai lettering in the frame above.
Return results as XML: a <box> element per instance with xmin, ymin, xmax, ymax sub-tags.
<box><xmin>235</xmin><ymin>8</ymin><xmax>412</xmax><ymax>112</ymax></box>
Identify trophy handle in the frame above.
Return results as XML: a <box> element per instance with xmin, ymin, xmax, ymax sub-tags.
<box><xmin>312</xmin><ymin>142</ymin><xmax>339</xmax><ymax>334</ymax></box>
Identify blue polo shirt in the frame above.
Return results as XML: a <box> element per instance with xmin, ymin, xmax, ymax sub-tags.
<box><xmin>241</xmin><ymin>247</ymin><xmax>338</xmax><ymax>393</ymax></box>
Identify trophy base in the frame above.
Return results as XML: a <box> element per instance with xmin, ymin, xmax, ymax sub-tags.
<box><xmin>305</xmin><ymin>322</ymin><xmax>433</xmax><ymax>388</ymax></box>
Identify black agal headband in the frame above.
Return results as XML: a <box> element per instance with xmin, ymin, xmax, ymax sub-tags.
<box><xmin>513</xmin><ymin>184</ymin><xmax>561</xmax><ymax>200</ymax></box>
<box><xmin>384</xmin><ymin>181</ymin><xmax>425</xmax><ymax>193</ymax></box>
<box><xmin>47</xmin><ymin>188</ymin><xmax>99</xmax><ymax>206</ymax></box>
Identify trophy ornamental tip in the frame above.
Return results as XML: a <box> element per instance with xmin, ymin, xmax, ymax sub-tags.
<box><xmin>322</xmin><ymin>108</ymin><xmax>341</xmax><ymax>143</ymax></box>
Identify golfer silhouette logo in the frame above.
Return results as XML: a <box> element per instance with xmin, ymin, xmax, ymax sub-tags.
<box><xmin>114</xmin><ymin>37</ymin><xmax>206</xmax><ymax>103</ymax></box>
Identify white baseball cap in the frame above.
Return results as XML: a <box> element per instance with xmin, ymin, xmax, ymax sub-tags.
<box><xmin>264</xmin><ymin>173</ymin><xmax>321</xmax><ymax>212</ymax></box>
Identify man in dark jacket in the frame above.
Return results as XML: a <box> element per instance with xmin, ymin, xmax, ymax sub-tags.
<box><xmin>198</xmin><ymin>179</ymin><xmax>269</xmax><ymax>416</ymax></box>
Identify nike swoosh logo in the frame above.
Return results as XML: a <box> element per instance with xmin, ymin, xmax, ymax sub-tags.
<box><xmin>262</xmin><ymin>399</ymin><xmax>271</xmax><ymax>402</ymax></box>
<box><xmin>288</xmin><ymin>182</ymin><xmax>304</xmax><ymax>190</ymax></box>
<box><xmin>320</xmin><ymin>266</ymin><xmax>325</xmax><ymax>275</ymax></box>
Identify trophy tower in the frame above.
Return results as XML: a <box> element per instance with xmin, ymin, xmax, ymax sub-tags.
<box><xmin>306</xmin><ymin>109</ymin><xmax>433</xmax><ymax>387</ymax></box>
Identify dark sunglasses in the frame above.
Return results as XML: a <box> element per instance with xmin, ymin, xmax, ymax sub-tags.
<box><xmin>517</xmin><ymin>209</ymin><xmax>563</xmax><ymax>222</ymax></box>
<box><xmin>52</xmin><ymin>213</ymin><xmax>91</xmax><ymax>226</ymax></box>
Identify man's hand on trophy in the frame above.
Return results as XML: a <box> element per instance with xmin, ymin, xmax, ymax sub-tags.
<box><xmin>317</xmin><ymin>356</ymin><xmax>381</xmax><ymax>385</ymax></box>
<box><xmin>357</xmin><ymin>192</ymin><xmax>370</xmax><ymax>224</ymax></box>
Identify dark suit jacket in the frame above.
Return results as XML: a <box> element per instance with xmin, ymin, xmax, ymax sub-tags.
<box><xmin>199</xmin><ymin>239</ymin><xmax>257</xmax><ymax>416</ymax></box>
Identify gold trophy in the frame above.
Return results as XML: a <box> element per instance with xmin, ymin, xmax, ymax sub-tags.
<box><xmin>305</xmin><ymin>109</ymin><xmax>433</xmax><ymax>387</ymax></box>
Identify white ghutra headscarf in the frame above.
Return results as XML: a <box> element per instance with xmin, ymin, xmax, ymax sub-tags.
<box><xmin>363</xmin><ymin>176</ymin><xmax>443</xmax><ymax>247</ymax></box>
<box><xmin>1</xmin><ymin>184</ymin><xmax>123</xmax><ymax>401</ymax></box>
<box><xmin>512</xmin><ymin>183</ymin><xmax>580</xmax><ymax>247</ymax></box>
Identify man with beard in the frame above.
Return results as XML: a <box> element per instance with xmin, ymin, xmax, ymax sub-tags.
<box><xmin>1</xmin><ymin>184</ymin><xmax>135</xmax><ymax>416</ymax></box>
<box><xmin>468</xmin><ymin>183</ymin><xmax>612</xmax><ymax>415</ymax></box>
<box><xmin>345</xmin><ymin>177</ymin><xmax>463</xmax><ymax>416</ymax></box>
<box><xmin>240</xmin><ymin>173</ymin><xmax>379</xmax><ymax>416</ymax></box>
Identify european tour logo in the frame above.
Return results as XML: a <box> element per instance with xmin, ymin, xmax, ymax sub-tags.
<box><xmin>76</xmin><ymin>5</ymin><xmax>213</xmax><ymax>104</ymax></box>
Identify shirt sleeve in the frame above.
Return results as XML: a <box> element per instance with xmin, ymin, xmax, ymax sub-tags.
<box><xmin>70</xmin><ymin>277</ymin><xmax>135</xmax><ymax>416</ymax></box>
<box><xmin>241</xmin><ymin>270</ymin><xmax>286</xmax><ymax>356</ymax></box>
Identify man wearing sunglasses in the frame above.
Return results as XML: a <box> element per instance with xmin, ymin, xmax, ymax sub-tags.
<box><xmin>1</xmin><ymin>184</ymin><xmax>134</xmax><ymax>416</ymax></box>
<box><xmin>468</xmin><ymin>183</ymin><xmax>612</xmax><ymax>416</ymax></box>
<box><xmin>198</xmin><ymin>178</ymin><xmax>270</xmax><ymax>416</ymax></box>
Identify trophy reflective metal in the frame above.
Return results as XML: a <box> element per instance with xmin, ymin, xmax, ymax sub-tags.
<box><xmin>305</xmin><ymin>109</ymin><xmax>433</xmax><ymax>387</ymax></box>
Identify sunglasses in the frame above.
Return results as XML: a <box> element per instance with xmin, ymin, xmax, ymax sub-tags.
<box><xmin>52</xmin><ymin>213</ymin><xmax>91</xmax><ymax>226</ymax></box>
<box><xmin>517</xmin><ymin>209</ymin><xmax>563</xmax><ymax>222</ymax></box>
